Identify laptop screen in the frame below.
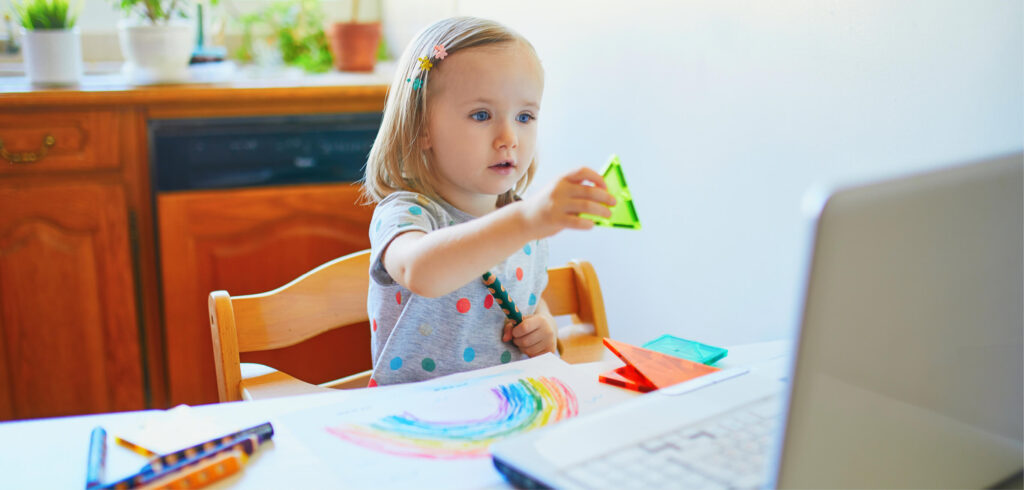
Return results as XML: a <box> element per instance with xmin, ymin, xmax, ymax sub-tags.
<box><xmin>776</xmin><ymin>153</ymin><xmax>1024</xmax><ymax>488</ymax></box>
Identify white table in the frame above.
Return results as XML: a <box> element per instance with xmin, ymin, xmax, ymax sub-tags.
<box><xmin>0</xmin><ymin>340</ymin><xmax>792</xmax><ymax>489</ymax></box>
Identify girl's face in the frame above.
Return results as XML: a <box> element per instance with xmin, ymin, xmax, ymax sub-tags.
<box><xmin>422</xmin><ymin>41</ymin><xmax>543</xmax><ymax>215</ymax></box>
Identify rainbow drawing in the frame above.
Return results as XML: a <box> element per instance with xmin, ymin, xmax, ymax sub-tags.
<box><xmin>325</xmin><ymin>376</ymin><xmax>578</xmax><ymax>460</ymax></box>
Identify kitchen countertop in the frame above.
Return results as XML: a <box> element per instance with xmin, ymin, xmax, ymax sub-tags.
<box><xmin>0</xmin><ymin>61</ymin><xmax>394</xmax><ymax>109</ymax></box>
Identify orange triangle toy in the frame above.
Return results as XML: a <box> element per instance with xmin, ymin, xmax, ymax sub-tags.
<box><xmin>600</xmin><ymin>338</ymin><xmax>720</xmax><ymax>392</ymax></box>
<box><xmin>598</xmin><ymin>365</ymin><xmax>656</xmax><ymax>393</ymax></box>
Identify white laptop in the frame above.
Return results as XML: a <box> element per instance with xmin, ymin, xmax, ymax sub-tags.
<box><xmin>491</xmin><ymin>152</ymin><xmax>1024</xmax><ymax>489</ymax></box>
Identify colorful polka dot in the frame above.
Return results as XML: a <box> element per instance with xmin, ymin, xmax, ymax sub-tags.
<box><xmin>448</xmin><ymin>220</ymin><xmax>455</xmax><ymax>226</ymax></box>
<box><xmin>463</xmin><ymin>347</ymin><xmax>475</xmax><ymax>362</ymax></box>
<box><xmin>422</xmin><ymin>358</ymin><xmax>436</xmax><ymax>372</ymax></box>
<box><xmin>501</xmin><ymin>351</ymin><xmax>512</xmax><ymax>364</ymax></box>
<box><xmin>409</xmin><ymin>205</ymin><xmax>423</xmax><ymax>215</ymax></box>
<box><xmin>418</xmin><ymin>323</ymin><xmax>433</xmax><ymax>336</ymax></box>
<box><xmin>396</xmin><ymin>291</ymin><xmax>402</xmax><ymax>304</ymax></box>
<box><xmin>516</xmin><ymin>267</ymin><xmax>524</xmax><ymax>281</ymax></box>
<box><xmin>528</xmin><ymin>293</ymin><xmax>537</xmax><ymax>306</ymax></box>
<box><xmin>456</xmin><ymin>298</ymin><xmax>471</xmax><ymax>313</ymax></box>
<box><xmin>398</xmin><ymin>222</ymin><xmax>414</xmax><ymax>228</ymax></box>
<box><xmin>372</xmin><ymin>318</ymin><xmax>377</xmax><ymax>331</ymax></box>
<box><xmin>368</xmin><ymin>378</ymin><xmax>378</xmax><ymax>387</ymax></box>
<box><xmin>416</xmin><ymin>194</ymin><xmax>431</xmax><ymax>206</ymax></box>
<box><xmin>390</xmin><ymin>357</ymin><xmax>403</xmax><ymax>370</ymax></box>
<box><xmin>524</xmin><ymin>243</ymin><xmax>532</xmax><ymax>255</ymax></box>
<box><xmin>375</xmin><ymin>220</ymin><xmax>381</xmax><ymax>232</ymax></box>
<box><xmin>484</xmin><ymin>295</ymin><xmax>494</xmax><ymax>309</ymax></box>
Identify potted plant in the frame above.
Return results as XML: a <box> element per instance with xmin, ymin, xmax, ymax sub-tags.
<box><xmin>326</xmin><ymin>0</ymin><xmax>381</xmax><ymax>72</ymax></box>
<box><xmin>112</xmin><ymin>0</ymin><xmax>217</xmax><ymax>84</ymax></box>
<box><xmin>12</xmin><ymin>0</ymin><xmax>82</xmax><ymax>86</ymax></box>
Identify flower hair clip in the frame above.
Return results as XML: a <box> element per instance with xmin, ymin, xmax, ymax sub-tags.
<box><xmin>407</xmin><ymin>44</ymin><xmax>448</xmax><ymax>91</ymax></box>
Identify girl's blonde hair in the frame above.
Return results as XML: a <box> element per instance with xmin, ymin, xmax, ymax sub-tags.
<box><xmin>362</xmin><ymin>17</ymin><xmax>541</xmax><ymax>207</ymax></box>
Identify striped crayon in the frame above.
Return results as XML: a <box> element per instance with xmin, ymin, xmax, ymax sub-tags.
<box><xmin>99</xmin><ymin>422</ymin><xmax>273</xmax><ymax>490</ymax></box>
<box><xmin>112</xmin><ymin>436</ymin><xmax>159</xmax><ymax>459</ymax></box>
<box><xmin>131</xmin><ymin>447</ymin><xmax>248</xmax><ymax>490</ymax></box>
<box><xmin>482</xmin><ymin>271</ymin><xmax>522</xmax><ymax>325</ymax></box>
<box><xmin>100</xmin><ymin>436</ymin><xmax>260</xmax><ymax>490</ymax></box>
<box><xmin>139</xmin><ymin>422</ymin><xmax>272</xmax><ymax>474</ymax></box>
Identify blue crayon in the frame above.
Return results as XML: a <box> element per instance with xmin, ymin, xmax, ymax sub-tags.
<box><xmin>86</xmin><ymin>426</ymin><xmax>106</xmax><ymax>489</ymax></box>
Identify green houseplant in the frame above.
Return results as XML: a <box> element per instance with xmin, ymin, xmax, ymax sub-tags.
<box><xmin>12</xmin><ymin>0</ymin><xmax>82</xmax><ymax>85</ymax></box>
<box><xmin>111</xmin><ymin>0</ymin><xmax>218</xmax><ymax>84</ymax></box>
<box><xmin>235</xmin><ymin>0</ymin><xmax>332</xmax><ymax>73</ymax></box>
<box><xmin>12</xmin><ymin>0</ymin><xmax>78</xmax><ymax>29</ymax></box>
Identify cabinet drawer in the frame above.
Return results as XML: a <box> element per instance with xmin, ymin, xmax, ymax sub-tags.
<box><xmin>0</xmin><ymin>110</ymin><xmax>120</xmax><ymax>173</ymax></box>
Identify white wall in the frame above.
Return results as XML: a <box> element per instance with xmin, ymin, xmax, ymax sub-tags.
<box><xmin>450</xmin><ymin>0</ymin><xmax>1022</xmax><ymax>347</ymax></box>
<box><xmin>17</xmin><ymin>0</ymin><xmax>1020</xmax><ymax>349</ymax></box>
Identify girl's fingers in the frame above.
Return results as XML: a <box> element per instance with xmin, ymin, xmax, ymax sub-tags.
<box><xmin>562</xmin><ymin>167</ymin><xmax>607</xmax><ymax>189</ymax></box>
<box><xmin>502</xmin><ymin>320</ymin><xmax>514</xmax><ymax>342</ymax></box>
<box><xmin>511</xmin><ymin>320</ymin><xmax>535</xmax><ymax>339</ymax></box>
<box><xmin>564</xmin><ymin>216</ymin><xmax>596</xmax><ymax>230</ymax></box>
<box><xmin>571</xmin><ymin>185</ymin><xmax>617</xmax><ymax>206</ymax></box>
<box><xmin>567</xmin><ymin>199</ymin><xmax>613</xmax><ymax>218</ymax></box>
<box><xmin>514</xmin><ymin>327</ymin><xmax>548</xmax><ymax>349</ymax></box>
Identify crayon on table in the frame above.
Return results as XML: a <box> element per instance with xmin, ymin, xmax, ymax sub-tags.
<box><xmin>130</xmin><ymin>447</ymin><xmax>249</xmax><ymax>490</ymax></box>
<box><xmin>112</xmin><ymin>436</ymin><xmax>159</xmax><ymax>459</ymax></box>
<box><xmin>86</xmin><ymin>426</ymin><xmax>106</xmax><ymax>489</ymax></box>
<box><xmin>141</xmin><ymin>422</ymin><xmax>273</xmax><ymax>474</ymax></box>
<box><xmin>482</xmin><ymin>271</ymin><xmax>522</xmax><ymax>325</ymax></box>
<box><xmin>99</xmin><ymin>435</ymin><xmax>262</xmax><ymax>490</ymax></box>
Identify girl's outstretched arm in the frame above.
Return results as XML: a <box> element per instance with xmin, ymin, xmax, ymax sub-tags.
<box><xmin>383</xmin><ymin>167</ymin><xmax>616</xmax><ymax>298</ymax></box>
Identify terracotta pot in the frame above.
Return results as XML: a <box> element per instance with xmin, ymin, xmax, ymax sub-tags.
<box><xmin>327</xmin><ymin>22</ymin><xmax>381</xmax><ymax>72</ymax></box>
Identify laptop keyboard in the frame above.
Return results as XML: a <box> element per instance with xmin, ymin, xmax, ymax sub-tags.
<box><xmin>561</xmin><ymin>396</ymin><xmax>780</xmax><ymax>490</ymax></box>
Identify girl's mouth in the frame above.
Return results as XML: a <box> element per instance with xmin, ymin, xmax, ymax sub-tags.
<box><xmin>489</xmin><ymin>160</ymin><xmax>516</xmax><ymax>175</ymax></box>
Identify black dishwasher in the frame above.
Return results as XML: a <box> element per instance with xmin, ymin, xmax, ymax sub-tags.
<box><xmin>149</xmin><ymin>112</ymin><xmax>382</xmax><ymax>192</ymax></box>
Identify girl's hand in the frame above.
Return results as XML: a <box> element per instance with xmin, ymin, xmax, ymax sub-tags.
<box><xmin>518</xmin><ymin>167</ymin><xmax>617</xmax><ymax>239</ymax></box>
<box><xmin>502</xmin><ymin>314</ymin><xmax>558</xmax><ymax>358</ymax></box>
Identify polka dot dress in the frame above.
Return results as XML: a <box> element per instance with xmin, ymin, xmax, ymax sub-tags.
<box><xmin>366</xmin><ymin>192</ymin><xmax>550</xmax><ymax>385</ymax></box>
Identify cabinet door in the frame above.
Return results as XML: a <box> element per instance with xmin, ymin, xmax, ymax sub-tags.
<box><xmin>159</xmin><ymin>184</ymin><xmax>373</xmax><ymax>406</ymax></box>
<box><xmin>0</xmin><ymin>183</ymin><xmax>144</xmax><ymax>420</ymax></box>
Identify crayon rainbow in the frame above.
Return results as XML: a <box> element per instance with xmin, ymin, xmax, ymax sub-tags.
<box><xmin>326</xmin><ymin>376</ymin><xmax>578</xmax><ymax>459</ymax></box>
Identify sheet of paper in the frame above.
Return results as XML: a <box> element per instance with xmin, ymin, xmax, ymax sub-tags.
<box><xmin>110</xmin><ymin>405</ymin><xmax>245</xmax><ymax>454</ymax></box>
<box><xmin>274</xmin><ymin>353</ymin><xmax>624</xmax><ymax>488</ymax></box>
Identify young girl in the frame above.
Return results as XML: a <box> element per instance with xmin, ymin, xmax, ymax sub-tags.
<box><xmin>362</xmin><ymin>17</ymin><xmax>616</xmax><ymax>386</ymax></box>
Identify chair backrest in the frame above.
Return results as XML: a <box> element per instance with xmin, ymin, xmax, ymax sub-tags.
<box><xmin>210</xmin><ymin>250</ymin><xmax>608</xmax><ymax>402</ymax></box>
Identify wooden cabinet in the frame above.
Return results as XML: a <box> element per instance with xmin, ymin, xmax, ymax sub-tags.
<box><xmin>0</xmin><ymin>111</ymin><xmax>148</xmax><ymax>420</ymax></box>
<box><xmin>0</xmin><ymin>81</ymin><xmax>388</xmax><ymax>418</ymax></box>
<box><xmin>158</xmin><ymin>184</ymin><xmax>374</xmax><ymax>406</ymax></box>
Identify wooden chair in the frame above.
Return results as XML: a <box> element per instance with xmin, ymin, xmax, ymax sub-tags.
<box><xmin>209</xmin><ymin>249</ymin><xmax>610</xmax><ymax>402</ymax></box>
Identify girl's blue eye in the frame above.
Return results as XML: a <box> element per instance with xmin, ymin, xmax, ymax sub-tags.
<box><xmin>516</xmin><ymin>113</ymin><xmax>535</xmax><ymax>123</ymax></box>
<box><xmin>471</xmin><ymin>111</ymin><xmax>490</xmax><ymax>122</ymax></box>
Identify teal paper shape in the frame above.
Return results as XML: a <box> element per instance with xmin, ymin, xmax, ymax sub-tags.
<box><xmin>642</xmin><ymin>334</ymin><xmax>729</xmax><ymax>366</ymax></box>
<box><xmin>582</xmin><ymin>154</ymin><xmax>641</xmax><ymax>230</ymax></box>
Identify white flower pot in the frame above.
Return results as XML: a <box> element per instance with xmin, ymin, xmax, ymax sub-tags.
<box><xmin>22</xmin><ymin>28</ymin><xmax>83</xmax><ymax>87</ymax></box>
<box><xmin>118</xmin><ymin>21</ymin><xmax>194</xmax><ymax>84</ymax></box>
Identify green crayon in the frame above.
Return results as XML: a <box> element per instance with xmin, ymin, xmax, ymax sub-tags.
<box><xmin>482</xmin><ymin>271</ymin><xmax>522</xmax><ymax>325</ymax></box>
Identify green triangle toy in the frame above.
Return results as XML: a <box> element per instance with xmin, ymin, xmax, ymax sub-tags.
<box><xmin>582</xmin><ymin>154</ymin><xmax>641</xmax><ymax>230</ymax></box>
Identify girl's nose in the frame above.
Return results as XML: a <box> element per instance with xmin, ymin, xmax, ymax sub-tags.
<box><xmin>494</xmin><ymin>119</ymin><xmax>518</xmax><ymax>150</ymax></box>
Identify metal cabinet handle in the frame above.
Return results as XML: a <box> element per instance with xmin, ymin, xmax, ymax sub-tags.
<box><xmin>0</xmin><ymin>134</ymin><xmax>56</xmax><ymax>163</ymax></box>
